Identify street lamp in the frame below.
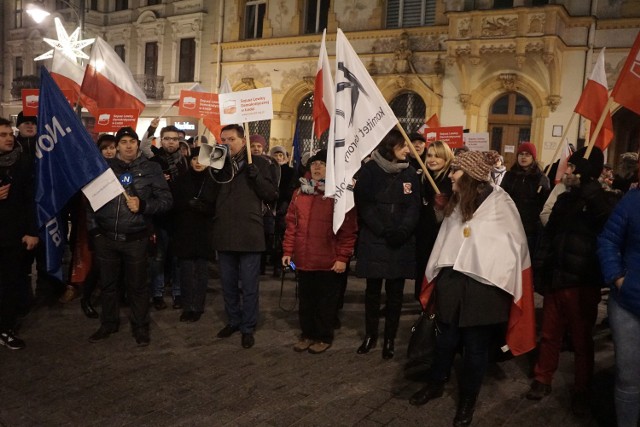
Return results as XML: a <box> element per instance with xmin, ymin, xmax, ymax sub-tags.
<box><xmin>25</xmin><ymin>0</ymin><xmax>93</xmax><ymax>62</ymax></box>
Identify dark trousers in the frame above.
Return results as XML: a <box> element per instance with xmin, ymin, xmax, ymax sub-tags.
<box><xmin>298</xmin><ymin>270</ymin><xmax>341</xmax><ymax>344</ymax></box>
<box><xmin>94</xmin><ymin>236</ymin><xmax>149</xmax><ymax>333</ymax></box>
<box><xmin>218</xmin><ymin>251</ymin><xmax>261</xmax><ymax>334</ymax></box>
<box><xmin>0</xmin><ymin>243</ymin><xmax>28</xmax><ymax>331</ymax></box>
<box><xmin>364</xmin><ymin>278</ymin><xmax>405</xmax><ymax>339</ymax></box>
<box><xmin>533</xmin><ymin>286</ymin><xmax>601</xmax><ymax>391</ymax></box>
<box><xmin>179</xmin><ymin>258</ymin><xmax>209</xmax><ymax>313</ymax></box>
<box><xmin>431</xmin><ymin>321</ymin><xmax>495</xmax><ymax>397</ymax></box>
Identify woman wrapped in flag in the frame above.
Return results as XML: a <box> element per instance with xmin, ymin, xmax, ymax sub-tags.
<box><xmin>409</xmin><ymin>150</ymin><xmax>535</xmax><ymax>427</ymax></box>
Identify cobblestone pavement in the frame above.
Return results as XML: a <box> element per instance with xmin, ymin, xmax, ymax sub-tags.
<box><xmin>0</xmin><ymin>269</ymin><xmax>615</xmax><ymax>427</ymax></box>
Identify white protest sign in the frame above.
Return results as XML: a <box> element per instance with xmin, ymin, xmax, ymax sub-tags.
<box><xmin>218</xmin><ymin>87</ymin><xmax>273</xmax><ymax>124</ymax></box>
<box><xmin>463</xmin><ymin>132</ymin><xmax>490</xmax><ymax>151</ymax></box>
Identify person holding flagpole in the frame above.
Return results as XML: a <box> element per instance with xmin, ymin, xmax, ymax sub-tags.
<box><xmin>410</xmin><ymin>150</ymin><xmax>535</xmax><ymax>427</ymax></box>
<box><xmin>354</xmin><ymin>129</ymin><xmax>421</xmax><ymax>360</ymax></box>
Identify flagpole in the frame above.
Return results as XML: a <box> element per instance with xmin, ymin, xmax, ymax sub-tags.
<box><xmin>545</xmin><ymin>112</ymin><xmax>576</xmax><ymax>178</ymax></box>
<box><xmin>395</xmin><ymin>123</ymin><xmax>440</xmax><ymax>194</ymax></box>
<box><xmin>584</xmin><ymin>97</ymin><xmax>615</xmax><ymax>159</ymax></box>
<box><xmin>243</xmin><ymin>122</ymin><xmax>253</xmax><ymax>164</ymax></box>
<box><xmin>158</xmin><ymin>103</ymin><xmax>175</xmax><ymax>120</ymax></box>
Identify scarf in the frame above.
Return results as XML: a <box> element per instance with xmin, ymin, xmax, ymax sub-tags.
<box><xmin>299</xmin><ymin>178</ymin><xmax>325</xmax><ymax>195</ymax></box>
<box><xmin>0</xmin><ymin>145</ymin><xmax>22</xmax><ymax>168</ymax></box>
<box><xmin>370</xmin><ymin>150</ymin><xmax>409</xmax><ymax>174</ymax></box>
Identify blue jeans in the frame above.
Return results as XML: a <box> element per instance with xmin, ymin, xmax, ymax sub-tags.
<box><xmin>609</xmin><ymin>295</ymin><xmax>640</xmax><ymax>427</ymax></box>
<box><xmin>150</xmin><ymin>228</ymin><xmax>180</xmax><ymax>298</ymax></box>
<box><xmin>217</xmin><ymin>251</ymin><xmax>261</xmax><ymax>334</ymax></box>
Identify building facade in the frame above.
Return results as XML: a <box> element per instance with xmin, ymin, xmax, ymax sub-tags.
<box><xmin>2</xmin><ymin>0</ymin><xmax>639</xmax><ymax>165</ymax></box>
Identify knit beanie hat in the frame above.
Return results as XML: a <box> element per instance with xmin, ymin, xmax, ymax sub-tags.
<box><xmin>568</xmin><ymin>146</ymin><xmax>604</xmax><ymax>180</ymax></box>
<box><xmin>451</xmin><ymin>151</ymin><xmax>500</xmax><ymax>182</ymax></box>
<box><xmin>269</xmin><ymin>145</ymin><xmax>287</xmax><ymax>157</ymax></box>
<box><xmin>249</xmin><ymin>134</ymin><xmax>266</xmax><ymax>147</ymax></box>
<box><xmin>308</xmin><ymin>149</ymin><xmax>327</xmax><ymax>164</ymax></box>
<box><xmin>517</xmin><ymin>142</ymin><xmax>537</xmax><ymax>160</ymax></box>
<box><xmin>17</xmin><ymin>111</ymin><xmax>37</xmax><ymax>127</ymax></box>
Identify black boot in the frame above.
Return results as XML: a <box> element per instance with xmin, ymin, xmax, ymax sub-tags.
<box><xmin>356</xmin><ymin>335</ymin><xmax>377</xmax><ymax>354</ymax></box>
<box><xmin>382</xmin><ymin>338</ymin><xmax>395</xmax><ymax>360</ymax></box>
<box><xmin>453</xmin><ymin>394</ymin><xmax>477</xmax><ymax>426</ymax></box>
<box><xmin>81</xmin><ymin>299</ymin><xmax>99</xmax><ymax>319</ymax></box>
<box><xmin>409</xmin><ymin>381</ymin><xmax>445</xmax><ymax>406</ymax></box>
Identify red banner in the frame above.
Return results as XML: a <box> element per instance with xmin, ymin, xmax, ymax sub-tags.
<box><xmin>422</xmin><ymin>126</ymin><xmax>464</xmax><ymax>148</ymax></box>
<box><xmin>22</xmin><ymin>89</ymin><xmax>77</xmax><ymax>116</ymax></box>
<box><xmin>178</xmin><ymin>90</ymin><xmax>220</xmax><ymax>120</ymax></box>
<box><xmin>93</xmin><ymin>108</ymin><xmax>139</xmax><ymax>132</ymax></box>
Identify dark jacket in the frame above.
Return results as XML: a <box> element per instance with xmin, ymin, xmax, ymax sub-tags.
<box><xmin>149</xmin><ymin>148</ymin><xmax>189</xmax><ymax>230</ymax></box>
<box><xmin>170</xmin><ymin>168</ymin><xmax>214</xmax><ymax>259</ymax></box>
<box><xmin>540</xmin><ymin>181</ymin><xmax>616</xmax><ymax>292</ymax></box>
<box><xmin>501</xmin><ymin>164</ymin><xmax>550</xmax><ymax>239</ymax></box>
<box><xmin>88</xmin><ymin>155</ymin><xmax>172</xmax><ymax>239</ymax></box>
<box><xmin>208</xmin><ymin>155</ymin><xmax>279</xmax><ymax>252</ymax></box>
<box><xmin>354</xmin><ymin>158</ymin><xmax>421</xmax><ymax>279</ymax></box>
<box><xmin>598</xmin><ymin>189</ymin><xmax>640</xmax><ymax>316</ymax></box>
<box><xmin>416</xmin><ymin>168</ymin><xmax>453</xmax><ymax>269</ymax></box>
<box><xmin>0</xmin><ymin>146</ymin><xmax>38</xmax><ymax>245</ymax></box>
<box><xmin>282</xmin><ymin>183</ymin><xmax>358</xmax><ymax>271</ymax></box>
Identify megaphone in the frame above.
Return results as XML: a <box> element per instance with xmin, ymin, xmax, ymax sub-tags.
<box><xmin>198</xmin><ymin>144</ymin><xmax>229</xmax><ymax>170</ymax></box>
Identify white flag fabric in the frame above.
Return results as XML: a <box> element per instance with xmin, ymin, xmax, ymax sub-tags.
<box><xmin>326</xmin><ymin>29</ymin><xmax>398</xmax><ymax>232</ymax></box>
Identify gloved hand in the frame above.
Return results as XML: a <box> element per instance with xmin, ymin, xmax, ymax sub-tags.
<box><xmin>247</xmin><ymin>163</ymin><xmax>259</xmax><ymax>179</ymax></box>
<box><xmin>433</xmin><ymin>193</ymin><xmax>449</xmax><ymax>211</ymax></box>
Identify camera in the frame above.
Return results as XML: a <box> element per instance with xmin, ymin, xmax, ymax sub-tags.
<box><xmin>283</xmin><ymin>261</ymin><xmax>296</xmax><ymax>273</ymax></box>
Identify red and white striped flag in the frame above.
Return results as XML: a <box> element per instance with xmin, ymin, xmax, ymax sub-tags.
<box><xmin>313</xmin><ymin>29</ymin><xmax>334</xmax><ymax>139</ymax></box>
<box><xmin>81</xmin><ymin>37</ymin><xmax>147</xmax><ymax>118</ymax></box>
<box><xmin>574</xmin><ymin>48</ymin><xmax>614</xmax><ymax>150</ymax></box>
<box><xmin>50</xmin><ymin>51</ymin><xmax>97</xmax><ymax>114</ymax></box>
<box><xmin>417</xmin><ymin>113</ymin><xmax>440</xmax><ymax>134</ymax></box>
<box><xmin>611</xmin><ymin>30</ymin><xmax>640</xmax><ymax>116</ymax></box>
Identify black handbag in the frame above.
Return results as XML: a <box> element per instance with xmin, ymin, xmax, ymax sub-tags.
<box><xmin>406</xmin><ymin>295</ymin><xmax>439</xmax><ymax>364</ymax></box>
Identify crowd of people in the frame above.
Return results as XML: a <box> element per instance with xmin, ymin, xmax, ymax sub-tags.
<box><xmin>1</xmin><ymin>111</ymin><xmax>640</xmax><ymax>426</ymax></box>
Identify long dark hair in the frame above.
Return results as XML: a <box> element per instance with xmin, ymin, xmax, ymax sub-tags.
<box><xmin>376</xmin><ymin>129</ymin><xmax>406</xmax><ymax>161</ymax></box>
<box><xmin>444</xmin><ymin>173</ymin><xmax>492</xmax><ymax>222</ymax></box>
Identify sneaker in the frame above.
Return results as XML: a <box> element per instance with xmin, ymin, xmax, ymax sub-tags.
<box><xmin>0</xmin><ymin>330</ymin><xmax>26</xmax><ymax>350</ymax></box>
<box><xmin>152</xmin><ymin>296</ymin><xmax>167</xmax><ymax>310</ymax></box>
<box><xmin>172</xmin><ymin>296</ymin><xmax>183</xmax><ymax>310</ymax></box>
<box><xmin>241</xmin><ymin>333</ymin><xmax>255</xmax><ymax>349</ymax></box>
<box><xmin>88</xmin><ymin>326</ymin><xmax>116</xmax><ymax>343</ymax></box>
<box><xmin>308</xmin><ymin>341</ymin><xmax>331</xmax><ymax>354</ymax></box>
<box><xmin>59</xmin><ymin>285</ymin><xmax>79</xmax><ymax>303</ymax></box>
<box><xmin>293</xmin><ymin>338</ymin><xmax>314</xmax><ymax>352</ymax></box>
<box><xmin>216</xmin><ymin>324</ymin><xmax>239</xmax><ymax>338</ymax></box>
<box><xmin>134</xmin><ymin>330</ymin><xmax>150</xmax><ymax>347</ymax></box>
<box><xmin>525</xmin><ymin>380</ymin><xmax>552</xmax><ymax>400</ymax></box>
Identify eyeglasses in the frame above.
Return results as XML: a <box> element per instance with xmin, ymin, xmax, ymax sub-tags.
<box><xmin>162</xmin><ymin>136</ymin><xmax>180</xmax><ymax>142</ymax></box>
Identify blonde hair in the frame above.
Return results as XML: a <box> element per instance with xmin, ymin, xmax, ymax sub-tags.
<box><xmin>427</xmin><ymin>140</ymin><xmax>454</xmax><ymax>179</ymax></box>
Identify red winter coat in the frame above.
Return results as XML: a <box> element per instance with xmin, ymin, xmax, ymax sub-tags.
<box><xmin>282</xmin><ymin>188</ymin><xmax>358</xmax><ymax>271</ymax></box>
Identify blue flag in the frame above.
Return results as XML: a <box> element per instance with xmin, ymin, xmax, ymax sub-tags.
<box><xmin>36</xmin><ymin>67</ymin><xmax>109</xmax><ymax>279</ymax></box>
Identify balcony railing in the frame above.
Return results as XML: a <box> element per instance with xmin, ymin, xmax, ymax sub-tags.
<box><xmin>134</xmin><ymin>74</ymin><xmax>164</xmax><ymax>100</ymax></box>
<box><xmin>11</xmin><ymin>75</ymin><xmax>40</xmax><ymax>100</ymax></box>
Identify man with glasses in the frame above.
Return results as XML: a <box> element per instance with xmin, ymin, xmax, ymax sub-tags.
<box><xmin>147</xmin><ymin>126</ymin><xmax>189</xmax><ymax>311</ymax></box>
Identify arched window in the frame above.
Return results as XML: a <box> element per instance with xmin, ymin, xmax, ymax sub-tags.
<box><xmin>488</xmin><ymin>92</ymin><xmax>533</xmax><ymax>167</ymax></box>
<box><xmin>295</xmin><ymin>94</ymin><xmax>329</xmax><ymax>157</ymax></box>
<box><xmin>389</xmin><ymin>91</ymin><xmax>427</xmax><ymax>133</ymax></box>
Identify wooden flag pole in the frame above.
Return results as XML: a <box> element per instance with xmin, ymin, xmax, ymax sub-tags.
<box><xmin>243</xmin><ymin>122</ymin><xmax>253</xmax><ymax>164</ymax></box>
<box><xmin>584</xmin><ymin>97</ymin><xmax>615</xmax><ymax>159</ymax></box>
<box><xmin>395</xmin><ymin>123</ymin><xmax>440</xmax><ymax>194</ymax></box>
<box><xmin>545</xmin><ymin>112</ymin><xmax>577</xmax><ymax>178</ymax></box>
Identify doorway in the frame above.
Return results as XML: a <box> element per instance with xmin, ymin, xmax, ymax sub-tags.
<box><xmin>488</xmin><ymin>92</ymin><xmax>533</xmax><ymax>167</ymax></box>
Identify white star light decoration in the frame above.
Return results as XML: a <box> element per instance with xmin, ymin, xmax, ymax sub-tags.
<box><xmin>34</xmin><ymin>17</ymin><xmax>95</xmax><ymax>61</ymax></box>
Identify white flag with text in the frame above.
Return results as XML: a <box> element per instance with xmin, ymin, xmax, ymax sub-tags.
<box><xmin>326</xmin><ymin>29</ymin><xmax>398</xmax><ymax>232</ymax></box>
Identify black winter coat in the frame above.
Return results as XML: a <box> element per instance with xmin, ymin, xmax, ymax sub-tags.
<box><xmin>501</xmin><ymin>165</ymin><xmax>549</xmax><ymax>239</ymax></box>
<box><xmin>207</xmin><ymin>155</ymin><xmax>279</xmax><ymax>252</ymax></box>
<box><xmin>540</xmin><ymin>181</ymin><xmax>617</xmax><ymax>291</ymax></box>
<box><xmin>354</xmin><ymin>159</ymin><xmax>421</xmax><ymax>280</ymax></box>
<box><xmin>169</xmin><ymin>168</ymin><xmax>214</xmax><ymax>259</ymax></box>
<box><xmin>88</xmin><ymin>155</ymin><xmax>173</xmax><ymax>239</ymax></box>
<box><xmin>0</xmin><ymin>147</ymin><xmax>37</xmax><ymax>245</ymax></box>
